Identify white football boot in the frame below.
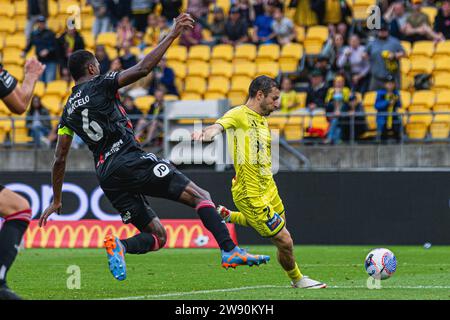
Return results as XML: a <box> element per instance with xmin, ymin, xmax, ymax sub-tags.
<box><xmin>291</xmin><ymin>276</ymin><xmax>327</xmax><ymax>289</ymax></box>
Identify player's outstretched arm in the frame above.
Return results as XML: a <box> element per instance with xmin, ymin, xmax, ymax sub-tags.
<box><xmin>39</xmin><ymin>134</ymin><xmax>73</xmax><ymax>227</ymax></box>
<box><xmin>191</xmin><ymin>124</ymin><xmax>224</xmax><ymax>142</ymax></box>
<box><xmin>116</xmin><ymin>13</ymin><xmax>194</xmax><ymax>88</ymax></box>
<box><xmin>3</xmin><ymin>58</ymin><xmax>45</xmax><ymax>114</ymax></box>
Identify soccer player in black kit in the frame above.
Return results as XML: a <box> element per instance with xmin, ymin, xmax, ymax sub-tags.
<box><xmin>40</xmin><ymin>14</ymin><xmax>269</xmax><ymax>282</ymax></box>
<box><xmin>0</xmin><ymin>58</ymin><xmax>45</xmax><ymax>300</ymax></box>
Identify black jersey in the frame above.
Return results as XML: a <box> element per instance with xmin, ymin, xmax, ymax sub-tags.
<box><xmin>58</xmin><ymin>71</ymin><xmax>144</xmax><ymax>179</ymax></box>
<box><xmin>0</xmin><ymin>65</ymin><xmax>18</xmax><ymax>99</ymax></box>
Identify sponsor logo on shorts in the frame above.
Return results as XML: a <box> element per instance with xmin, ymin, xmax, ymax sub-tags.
<box><xmin>153</xmin><ymin>163</ymin><xmax>170</xmax><ymax>178</ymax></box>
<box><xmin>266</xmin><ymin>212</ymin><xmax>283</xmax><ymax>232</ymax></box>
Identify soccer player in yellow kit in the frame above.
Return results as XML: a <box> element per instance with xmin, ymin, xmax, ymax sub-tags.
<box><xmin>192</xmin><ymin>76</ymin><xmax>326</xmax><ymax>288</ymax></box>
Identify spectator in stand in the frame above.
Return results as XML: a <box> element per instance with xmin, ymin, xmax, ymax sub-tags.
<box><xmin>23</xmin><ymin>16</ymin><xmax>58</xmax><ymax>83</ymax></box>
<box><xmin>109</xmin><ymin>57</ymin><xmax>123</xmax><ymax>72</ymax></box>
<box><xmin>205</xmin><ymin>7</ymin><xmax>226</xmax><ymax>45</ymax></box>
<box><xmin>26</xmin><ymin>96</ymin><xmax>52</xmax><ymax>147</ymax></box>
<box><xmin>384</xmin><ymin>1</ymin><xmax>409</xmax><ymax>40</ymax></box>
<box><xmin>233</xmin><ymin>0</ymin><xmax>257</xmax><ymax>26</ymax></box>
<box><xmin>131</xmin><ymin>0</ymin><xmax>155</xmax><ymax>33</ymax></box>
<box><xmin>325</xmin><ymin>75</ymin><xmax>351</xmax><ymax>144</ymax></box>
<box><xmin>180</xmin><ymin>22</ymin><xmax>203</xmax><ymax>48</ymax></box>
<box><xmin>157</xmin><ymin>15</ymin><xmax>171</xmax><ymax>42</ymax></box>
<box><xmin>148</xmin><ymin>57</ymin><xmax>178</xmax><ymax>96</ymax></box>
<box><xmin>252</xmin><ymin>4</ymin><xmax>275</xmax><ymax>44</ymax></box>
<box><xmin>121</xmin><ymin>94</ymin><xmax>143</xmax><ymax>128</ymax></box>
<box><xmin>57</xmin><ymin>24</ymin><xmax>85</xmax><ymax>73</ymax></box>
<box><xmin>339</xmin><ymin>94</ymin><xmax>367</xmax><ymax>142</ymax></box>
<box><xmin>375</xmin><ymin>75</ymin><xmax>402</xmax><ymax>142</ymax></box>
<box><xmin>119</xmin><ymin>41</ymin><xmax>137</xmax><ymax>69</ymax></box>
<box><xmin>293</xmin><ymin>0</ymin><xmax>318</xmax><ymax>27</ymax></box>
<box><xmin>314</xmin><ymin>54</ymin><xmax>334</xmax><ymax>86</ymax></box>
<box><xmin>404</xmin><ymin>0</ymin><xmax>444</xmax><ymax>42</ymax></box>
<box><xmin>145</xmin><ymin>13</ymin><xmax>159</xmax><ymax>45</ymax></box>
<box><xmin>272</xmin><ymin>7</ymin><xmax>296</xmax><ymax>45</ymax></box>
<box><xmin>365</xmin><ymin>20</ymin><xmax>405</xmax><ymax>91</ymax></box>
<box><xmin>337</xmin><ymin>34</ymin><xmax>370</xmax><ymax>94</ymax></box>
<box><xmin>223</xmin><ymin>7</ymin><xmax>249</xmax><ymax>45</ymax></box>
<box><xmin>106</xmin><ymin>0</ymin><xmax>132</xmax><ymax>28</ymax></box>
<box><xmin>95</xmin><ymin>45</ymin><xmax>111</xmax><ymax>74</ymax></box>
<box><xmin>319</xmin><ymin>0</ymin><xmax>352</xmax><ymax>27</ymax></box>
<box><xmin>88</xmin><ymin>0</ymin><xmax>111</xmax><ymax>37</ymax></box>
<box><xmin>60</xmin><ymin>67</ymin><xmax>72</xmax><ymax>83</ymax></box>
<box><xmin>187</xmin><ymin>0</ymin><xmax>212</xmax><ymax>28</ymax></box>
<box><xmin>26</xmin><ymin>0</ymin><xmax>48</xmax><ymax>40</ymax></box>
<box><xmin>279</xmin><ymin>77</ymin><xmax>300</xmax><ymax>113</ymax></box>
<box><xmin>434</xmin><ymin>0</ymin><xmax>450</xmax><ymax>39</ymax></box>
<box><xmin>306</xmin><ymin>69</ymin><xmax>328</xmax><ymax>111</ymax></box>
<box><xmin>160</xmin><ymin>0</ymin><xmax>183</xmax><ymax>22</ymax></box>
<box><xmin>136</xmin><ymin>88</ymin><xmax>165</xmax><ymax>146</ymax></box>
<box><xmin>321</xmin><ymin>33</ymin><xmax>345</xmax><ymax>78</ymax></box>
<box><xmin>117</xmin><ymin>16</ymin><xmax>136</xmax><ymax>49</ymax></box>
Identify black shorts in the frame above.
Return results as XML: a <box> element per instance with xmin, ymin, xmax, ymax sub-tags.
<box><xmin>100</xmin><ymin>155</ymin><xmax>191</xmax><ymax>231</ymax></box>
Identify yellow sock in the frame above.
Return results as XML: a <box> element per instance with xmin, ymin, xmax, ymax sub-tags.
<box><xmin>229</xmin><ymin>211</ymin><xmax>250</xmax><ymax>227</ymax></box>
<box><xmin>286</xmin><ymin>263</ymin><xmax>303</xmax><ymax>282</ymax></box>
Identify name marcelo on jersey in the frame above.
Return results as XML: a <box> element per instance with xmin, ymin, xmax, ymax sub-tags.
<box><xmin>68</xmin><ymin>90</ymin><xmax>90</xmax><ymax>115</ymax></box>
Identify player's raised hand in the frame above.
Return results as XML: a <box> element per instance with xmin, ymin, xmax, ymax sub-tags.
<box><xmin>24</xmin><ymin>57</ymin><xmax>46</xmax><ymax>80</ymax></box>
<box><xmin>191</xmin><ymin>130</ymin><xmax>204</xmax><ymax>141</ymax></box>
<box><xmin>39</xmin><ymin>202</ymin><xmax>62</xmax><ymax>227</ymax></box>
<box><xmin>169</xmin><ymin>13</ymin><xmax>195</xmax><ymax>38</ymax></box>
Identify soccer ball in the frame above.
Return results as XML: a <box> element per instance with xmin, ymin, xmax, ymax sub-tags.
<box><xmin>364</xmin><ymin>248</ymin><xmax>397</xmax><ymax>280</ymax></box>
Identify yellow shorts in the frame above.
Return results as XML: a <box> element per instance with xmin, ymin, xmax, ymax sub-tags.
<box><xmin>234</xmin><ymin>189</ymin><xmax>286</xmax><ymax>238</ymax></box>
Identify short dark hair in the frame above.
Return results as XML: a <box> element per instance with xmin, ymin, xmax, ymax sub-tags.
<box><xmin>248</xmin><ymin>76</ymin><xmax>279</xmax><ymax>98</ymax></box>
<box><xmin>68</xmin><ymin>50</ymin><xmax>96</xmax><ymax>81</ymax></box>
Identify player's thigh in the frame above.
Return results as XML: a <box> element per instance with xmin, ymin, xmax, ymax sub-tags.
<box><xmin>104</xmin><ymin>190</ymin><xmax>157</xmax><ymax>232</ymax></box>
<box><xmin>235</xmin><ymin>197</ymin><xmax>286</xmax><ymax>238</ymax></box>
<box><xmin>0</xmin><ymin>185</ymin><xmax>30</xmax><ymax>217</ymax></box>
<box><xmin>270</xmin><ymin>190</ymin><xmax>286</xmax><ymax>221</ymax></box>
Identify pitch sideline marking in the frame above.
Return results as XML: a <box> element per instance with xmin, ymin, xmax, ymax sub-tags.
<box><xmin>106</xmin><ymin>284</ymin><xmax>450</xmax><ymax>300</ymax></box>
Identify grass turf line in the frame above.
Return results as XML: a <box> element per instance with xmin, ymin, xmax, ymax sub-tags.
<box><xmin>7</xmin><ymin>245</ymin><xmax>450</xmax><ymax>300</ymax></box>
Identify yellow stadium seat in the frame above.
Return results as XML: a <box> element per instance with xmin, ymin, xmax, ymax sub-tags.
<box><xmin>2</xmin><ymin>48</ymin><xmax>25</xmax><ymax>66</ymax></box>
<box><xmin>0</xmin><ymin>99</ymin><xmax>12</xmax><ymax>116</ymax></box>
<box><xmin>0</xmin><ymin>17</ymin><xmax>16</xmax><ymax>34</ymax></box>
<box><xmin>228</xmin><ymin>76</ymin><xmax>251</xmax><ymax>106</ymax></box>
<box><xmin>16</xmin><ymin>16</ymin><xmax>28</xmax><ymax>32</ymax></box>
<box><xmin>10</xmin><ymin>116</ymin><xmax>32</xmax><ymax>144</ymax></box>
<box><xmin>406</xmin><ymin>122</ymin><xmax>428</xmax><ymax>139</ymax></box>
<box><xmin>5</xmin><ymin>34</ymin><xmax>26</xmax><ymax>50</ymax></box>
<box><xmin>256</xmin><ymin>62</ymin><xmax>279</xmax><ymax>78</ymax></box>
<box><xmin>399</xmin><ymin>90</ymin><xmax>411</xmax><ymax>109</ymax></box>
<box><xmin>181</xmin><ymin>92</ymin><xmax>202</xmax><ymax>100</ymax></box>
<box><xmin>164</xmin><ymin>94</ymin><xmax>178</xmax><ymax>101</ymax></box>
<box><xmin>256</xmin><ymin>44</ymin><xmax>280</xmax><ymax>64</ymax></box>
<box><xmin>201</xmin><ymin>29</ymin><xmax>212</xmax><ymax>42</ymax></box>
<box><xmin>267</xmin><ymin>115</ymin><xmax>287</xmax><ymax>132</ymax></box>
<box><xmin>134</xmin><ymin>96</ymin><xmax>155</xmax><ymax>113</ymax></box>
<box><xmin>167</xmin><ymin>60</ymin><xmax>187</xmax><ymax>79</ymax></box>
<box><xmin>434</xmin><ymin>90</ymin><xmax>450</xmax><ymax>109</ymax></box>
<box><xmin>187</xmin><ymin>45</ymin><xmax>210</xmax><ymax>63</ymax></box>
<box><xmin>433</xmin><ymin>73</ymin><xmax>450</xmax><ymax>91</ymax></box>
<box><xmin>421</xmin><ymin>6</ymin><xmax>438</xmax><ymax>25</ymax></box>
<box><xmin>166</xmin><ymin>45</ymin><xmax>187</xmax><ymax>62</ymax></box>
<box><xmin>433</xmin><ymin>57</ymin><xmax>450</xmax><ymax>76</ymax></box>
<box><xmin>408</xmin><ymin>57</ymin><xmax>434</xmax><ymax>76</ymax></box>
<box><xmin>96</xmin><ymin>32</ymin><xmax>117</xmax><ymax>47</ymax></box>
<box><xmin>82</xmin><ymin>15</ymin><xmax>96</xmax><ymax>32</ymax></box>
<box><xmin>59</xmin><ymin>1</ymin><xmax>80</xmax><ymax>14</ymax></box>
<box><xmin>279</xmin><ymin>43</ymin><xmax>303</xmax><ymax>73</ymax></box>
<box><xmin>34</xmin><ymin>82</ymin><xmax>46</xmax><ymax>97</ymax></box>
<box><xmin>234</xmin><ymin>44</ymin><xmax>257</xmax><ymax>62</ymax></box>
<box><xmin>400</xmin><ymin>57</ymin><xmax>411</xmax><ymax>75</ymax></box>
<box><xmin>352</xmin><ymin>0</ymin><xmax>377</xmax><ymax>20</ymax></box>
<box><xmin>210</xmin><ymin>62</ymin><xmax>233</xmax><ymax>79</ymax></box>
<box><xmin>5</xmin><ymin>65</ymin><xmax>23</xmax><ymax>82</ymax></box>
<box><xmin>304</xmin><ymin>26</ymin><xmax>328</xmax><ymax>55</ymax></box>
<box><xmin>400</xmin><ymin>41</ymin><xmax>411</xmax><ymax>57</ymax></box>
<box><xmin>187</xmin><ymin>61</ymin><xmax>210</xmax><ymax>78</ymax></box>
<box><xmin>105</xmin><ymin>46</ymin><xmax>118</xmax><ymax>60</ymax></box>
<box><xmin>184</xmin><ymin>76</ymin><xmax>207</xmax><ymax>95</ymax></box>
<box><xmin>310</xmin><ymin>112</ymin><xmax>329</xmax><ymax>131</ymax></box>
<box><xmin>47</xmin><ymin>17</ymin><xmax>61</xmax><ymax>34</ymax></box>
<box><xmin>215</xmin><ymin>0</ymin><xmax>231</xmax><ymax>14</ymax></box>
<box><xmin>41</xmin><ymin>96</ymin><xmax>62</xmax><ymax>115</ymax></box>
<box><xmin>211</xmin><ymin>44</ymin><xmax>233</xmax><ymax>63</ymax></box>
<box><xmin>14</xmin><ymin>0</ymin><xmax>27</xmax><ymax>16</ymax></box>
<box><xmin>410</xmin><ymin>90</ymin><xmax>435</xmax><ymax>110</ymax></box>
<box><xmin>234</xmin><ymin>61</ymin><xmax>256</xmax><ymax>78</ymax></box>
<box><xmin>207</xmin><ymin>77</ymin><xmax>229</xmax><ymax>95</ymax></box>
<box><xmin>296</xmin><ymin>92</ymin><xmax>307</xmax><ymax>109</ymax></box>
<box><xmin>0</xmin><ymin>3</ymin><xmax>14</xmax><ymax>18</ymax></box>
<box><xmin>430</xmin><ymin>122</ymin><xmax>449</xmax><ymax>139</ymax></box>
<box><xmin>295</xmin><ymin>25</ymin><xmax>305</xmax><ymax>43</ymax></box>
<box><xmin>284</xmin><ymin>116</ymin><xmax>304</xmax><ymax>141</ymax></box>
<box><xmin>364</xmin><ymin>106</ymin><xmax>377</xmax><ymax>131</ymax></box>
<box><xmin>433</xmin><ymin>40</ymin><xmax>450</xmax><ymax>60</ymax></box>
<box><xmin>204</xmin><ymin>92</ymin><xmax>227</xmax><ymax>100</ymax></box>
<box><xmin>45</xmin><ymin>80</ymin><xmax>69</xmax><ymax>97</ymax></box>
<box><xmin>48</xmin><ymin>0</ymin><xmax>59</xmax><ymax>17</ymax></box>
<box><xmin>408</xmin><ymin>107</ymin><xmax>433</xmax><ymax>125</ymax></box>
<box><xmin>410</xmin><ymin>41</ymin><xmax>434</xmax><ymax>59</ymax></box>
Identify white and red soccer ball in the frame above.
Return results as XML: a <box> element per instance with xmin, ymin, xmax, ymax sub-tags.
<box><xmin>364</xmin><ymin>248</ymin><xmax>397</xmax><ymax>280</ymax></box>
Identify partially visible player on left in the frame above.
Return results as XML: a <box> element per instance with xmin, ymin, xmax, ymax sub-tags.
<box><xmin>0</xmin><ymin>59</ymin><xmax>45</xmax><ymax>300</ymax></box>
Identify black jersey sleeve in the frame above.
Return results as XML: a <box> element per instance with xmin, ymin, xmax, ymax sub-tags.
<box><xmin>0</xmin><ymin>66</ymin><xmax>18</xmax><ymax>99</ymax></box>
<box><xmin>96</xmin><ymin>71</ymin><xmax>120</xmax><ymax>99</ymax></box>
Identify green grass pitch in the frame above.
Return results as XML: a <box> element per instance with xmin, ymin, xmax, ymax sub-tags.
<box><xmin>8</xmin><ymin>245</ymin><xmax>450</xmax><ymax>300</ymax></box>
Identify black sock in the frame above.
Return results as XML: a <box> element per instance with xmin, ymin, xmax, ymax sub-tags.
<box><xmin>196</xmin><ymin>200</ymin><xmax>236</xmax><ymax>252</ymax></box>
<box><xmin>120</xmin><ymin>232</ymin><xmax>156</xmax><ymax>254</ymax></box>
<box><xmin>0</xmin><ymin>220</ymin><xmax>29</xmax><ymax>286</ymax></box>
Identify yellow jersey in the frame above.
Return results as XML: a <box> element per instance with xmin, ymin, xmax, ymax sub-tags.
<box><xmin>216</xmin><ymin>105</ymin><xmax>275</xmax><ymax>201</ymax></box>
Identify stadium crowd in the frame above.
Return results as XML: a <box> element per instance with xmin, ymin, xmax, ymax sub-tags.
<box><xmin>2</xmin><ymin>0</ymin><xmax>450</xmax><ymax>147</ymax></box>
